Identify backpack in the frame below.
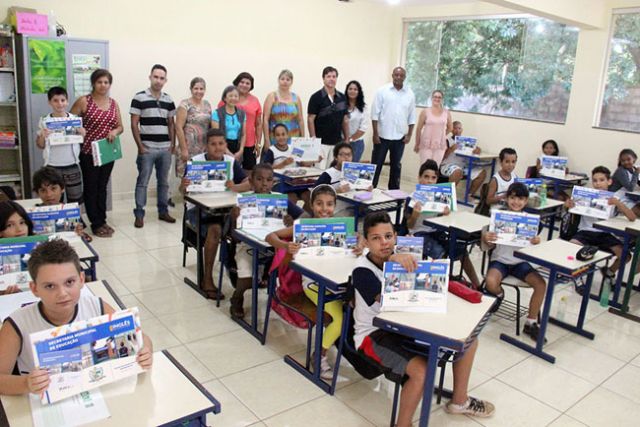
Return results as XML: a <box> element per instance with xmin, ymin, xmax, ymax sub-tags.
<box><xmin>268</xmin><ymin>248</ymin><xmax>310</xmax><ymax>329</ymax></box>
<box><xmin>474</xmin><ymin>183</ymin><xmax>491</xmax><ymax>217</ymax></box>
<box><xmin>559</xmin><ymin>210</ymin><xmax>580</xmax><ymax>241</ymax></box>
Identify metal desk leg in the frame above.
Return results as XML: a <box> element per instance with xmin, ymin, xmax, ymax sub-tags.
<box><xmin>416</xmin><ymin>343</ymin><xmax>440</xmax><ymax>426</ymax></box>
<box><xmin>612</xmin><ymin>235</ymin><xmax>631</xmax><ymax>306</ymax></box>
<box><xmin>395</xmin><ymin>200</ymin><xmax>402</xmax><ymax>227</ymax></box>
<box><xmin>489</xmin><ymin>159</ymin><xmax>496</xmax><ymax>178</ymax></box>
<box><xmin>546</xmin><ymin>209</ymin><xmax>557</xmax><ymax>241</ymax></box>
<box><xmin>184</xmin><ymin>205</ymin><xmax>205</xmax><ymax>297</ymax></box>
<box><xmin>353</xmin><ymin>203</ymin><xmax>360</xmax><ymax>232</ymax></box>
<box><xmin>448</xmin><ymin>229</ymin><xmax>458</xmax><ymax>263</ymax></box>
<box><xmin>251</xmin><ymin>246</ymin><xmax>260</xmax><ymax>330</ymax></box>
<box><xmin>609</xmin><ymin>239</ymin><xmax>640</xmax><ymax>323</ymax></box>
<box><xmin>462</xmin><ymin>158</ymin><xmax>474</xmax><ymax>207</ymax></box>
<box><xmin>549</xmin><ymin>268</ymin><xmax>596</xmax><ymax>340</ymax></box>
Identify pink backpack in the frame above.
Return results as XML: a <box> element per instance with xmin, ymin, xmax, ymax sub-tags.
<box><xmin>269</xmin><ymin>248</ymin><xmax>311</xmax><ymax>329</ymax></box>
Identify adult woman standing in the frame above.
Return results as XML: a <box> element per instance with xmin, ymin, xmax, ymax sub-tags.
<box><xmin>345</xmin><ymin>80</ymin><xmax>368</xmax><ymax>162</ymax></box>
<box><xmin>414</xmin><ymin>90</ymin><xmax>452</xmax><ymax>165</ymax></box>
<box><xmin>176</xmin><ymin>77</ymin><xmax>211</xmax><ymax>177</ymax></box>
<box><xmin>211</xmin><ymin>86</ymin><xmax>246</xmax><ymax>163</ymax></box>
<box><xmin>70</xmin><ymin>69</ymin><xmax>123</xmax><ymax>238</ymax></box>
<box><xmin>262</xmin><ymin>69</ymin><xmax>305</xmax><ymax>152</ymax></box>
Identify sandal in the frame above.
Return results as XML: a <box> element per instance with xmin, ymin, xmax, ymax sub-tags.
<box><xmin>81</xmin><ymin>231</ymin><xmax>93</xmax><ymax>243</ymax></box>
<box><xmin>202</xmin><ymin>287</ymin><xmax>225</xmax><ymax>300</ymax></box>
<box><xmin>93</xmin><ymin>225</ymin><xmax>113</xmax><ymax>238</ymax></box>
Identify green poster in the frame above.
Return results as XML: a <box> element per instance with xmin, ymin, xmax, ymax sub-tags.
<box><xmin>29</xmin><ymin>39</ymin><xmax>67</xmax><ymax>94</ymax></box>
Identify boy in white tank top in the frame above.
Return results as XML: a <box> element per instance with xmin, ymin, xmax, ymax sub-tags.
<box><xmin>486</xmin><ymin>147</ymin><xmax>518</xmax><ymax>208</ymax></box>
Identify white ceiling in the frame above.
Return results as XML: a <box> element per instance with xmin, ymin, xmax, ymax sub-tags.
<box><xmin>361</xmin><ymin>0</ymin><xmax>475</xmax><ymax>5</ymax></box>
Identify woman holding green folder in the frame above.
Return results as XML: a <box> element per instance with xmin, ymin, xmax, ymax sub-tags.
<box><xmin>71</xmin><ymin>69</ymin><xmax>124</xmax><ymax>238</ymax></box>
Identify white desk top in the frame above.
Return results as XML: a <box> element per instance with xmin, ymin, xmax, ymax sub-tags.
<box><xmin>186</xmin><ymin>192</ymin><xmax>238</xmax><ymax>210</ymax></box>
<box><xmin>234</xmin><ymin>228</ymin><xmax>273</xmax><ymax>247</ymax></box>
<box><xmin>275</xmin><ymin>166</ymin><xmax>324</xmax><ymax>179</ymax></box>
<box><xmin>15</xmin><ymin>198</ymin><xmax>40</xmax><ymax>210</ymax></box>
<box><xmin>86</xmin><ymin>280</ymin><xmax>123</xmax><ymax>310</ymax></box>
<box><xmin>526</xmin><ymin>198</ymin><xmax>564</xmax><ymax>212</ymax></box>
<box><xmin>339</xmin><ymin>188</ymin><xmax>396</xmax><ymax>205</ymax></box>
<box><xmin>455</xmin><ymin>152</ymin><xmax>498</xmax><ymax>161</ymax></box>
<box><xmin>540</xmin><ymin>173</ymin><xmax>586</xmax><ymax>182</ymax></box>
<box><xmin>0</xmin><ymin>350</ymin><xmax>217</xmax><ymax>427</ymax></box>
<box><xmin>515</xmin><ymin>239</ymin><xmax>611</xmax><ymax>273</ymax></box>
<box><xmin>291</xmin><ymin>255</ymin><xmax>358</xmax><ymax>286</ymax></box>
<box><xmin>594</xmin><ymin>216</ymin><xmax>640</xmax><ymax>235</ymax></box>
<box><xmin>424</xmin><ymin>211</ymin><xmax>490</xmax><ymax>234</ymax></box>
<box><xmin>69</xmin><ymin>237</ymin><xmax>97</xmax><ymax>261</ymax></box>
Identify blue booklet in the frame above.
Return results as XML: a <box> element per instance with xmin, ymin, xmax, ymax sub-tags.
<box><xmin>0</xmin><ymin>235</ymin><xmax>48</xmax><ymax>279</ymax></box>
<box><xmin>490</xmin><ymin>210</ymin><xmax>540</xmax><ymax>247</ymax></box>
<box><xmin>411</xmin><ymin>182</ymin><xmax>457</xmax><ymax>213</ymax></box>
<box><xmin>237</xmin><ymin>193</ymin><xmax>289</xmax><ymax>230</ymax></box>
<box><xmin>540</xmin><ymin>155</ymin><xmax>568</xmax><ymax>179</ymax></box>
<box><xmin>515</xmin><ymin>178</ymin><xmax>544</xmax><ymax>195</ymax></box>
<box><xmin>28</xmin><ymin>203</ymin><xmax>81</xmax><ymax>235</ymax></box>
<box><xmin>185</xmin><ymin>161</ymin><xmax>231</xmax><ymax>192</ymax></box>
<box><xmin>293</xmin><ymin>217</ymin><xmax>355</xmax><ymax>257</ymax></box>
<box><xmin>343</xmin><ymin>162</ymin><xmax>376</xmax><ymax>190</ymax></box>
<box><xmin>569</xmin><ymin>186</ymin><xmax>616</xmax><ymax>220</ymax></box>
<box><xmin>381</xmin><ymin>260</ymin><xmax>450</xmax><ymax>313</ymax></box>
<box><xmin>454</xmin><ymin>136</ymin><xmax>477</xmax><ymax>155</ymax></box>
<box><xmin>395</xmin><ymin>236</ymin><xmax>424</xmax><ymax>260</ymax></box>
<box><xmin>44</xmin><ymin>117</ymin><xmax>83</xmax><ymax>145</ymax></box>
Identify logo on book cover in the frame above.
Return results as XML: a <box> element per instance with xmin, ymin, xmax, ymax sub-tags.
<box><xmin>88</xmin><ymin>366</ymin><xmax>105</xmax><ymax>383</ymax></box>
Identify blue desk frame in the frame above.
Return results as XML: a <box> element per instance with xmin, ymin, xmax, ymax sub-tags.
<box><xmin>454</xmin><ymin>153</ymin><xmax>496</xmax><ymax>207</ymax></box>
<box><xmin>337</xmin><ymin>193</ymin><xmax>404</xmax><ymax>232</ymax></box>
<box><xmin>524</xmin><ymin>202</ymin><xmax>563</xmax><ymax>241</ymax></box>
<box><xmin>273</xmin><ymin>170</ymin><xmax>321</xmax><ymax>194</ymax></box>
<box><xmin>539</xmin><ymin>174</ymin><xmax>587</xmax><ymax>198</ymax></box>
<box><xmin>80</xmin><ymin>240</ymin><xmax>100</xmax><ymax>281</ymax></box>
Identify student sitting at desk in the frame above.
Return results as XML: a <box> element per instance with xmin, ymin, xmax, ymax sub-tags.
<box><xmin>405</xmin><ymin>160</ymin><xmax>481</xmax><ymax>288</ymax></box>
<box><xmin>565</xmin><ymin>166</ymin><xmax>637</xmax><ymax>283</ymax></box>
<box><xmin>180</xmin><ymin>128</ymin><xmax>251</xmax><ymax>299</ymax></box>
<box><xmin>534</xmin><ymin>140</ymin><xmax>569</xmax><ymax>201</ymax></box>
<box><xmin>440</xmin><ymin>121</ymin><xmax>487</xmax><ymax>198</ymax></box>
<box><xmin>610</xmin><ymin>149</ymin><xmax>639</xmax><ymax>193</ymax></box>
<box><xmin>0</xmin><ymin>201</ymin><xmax>35</xmax><ymax>295</ymax></box>
<box><xmin>228</xmin><ymin>163</ymin><xmax>304</xmax><ymax>319</ymax></box>
<box><xmin>486</xmin><ymin>147</ymin><xmax>518</xmax><ymax>207</ymax></box>
<box><xmin>482</xmin><ymin>183</ymin><xmax>547</xmax><ymax>342</ymax></box>
<box><xmin>313</xmin><ymin>142</ymin><xmax>357</xmax><ymax>216</ymax></box>
<box><xmin>0</xmin><ymin>239</ymin><xmax>154</xmax><ymax>396</ymax></box>
<box><xmin>353</xmin><ymin>212</ymin><xmax>495</xmax><ymax>425</ymax></box>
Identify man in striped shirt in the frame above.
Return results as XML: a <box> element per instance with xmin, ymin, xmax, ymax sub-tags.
<box><xmin>130</xmin><ymin>64</ymin><xmax>177</xmax><ymax>228</ymax></box>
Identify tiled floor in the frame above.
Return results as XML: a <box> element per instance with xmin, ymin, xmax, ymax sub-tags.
<box><xmin>95</xmin><ymin>186</ymin><xmax>640</xmax><ymax>427</ymax></box>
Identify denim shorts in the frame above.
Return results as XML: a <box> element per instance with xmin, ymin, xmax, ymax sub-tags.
<box><xmin>488</xmin><ymin>261</ymin><xmax>536</xmax><ymax>281</ymax></box>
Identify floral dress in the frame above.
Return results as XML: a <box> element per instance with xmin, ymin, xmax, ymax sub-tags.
<box><xmin>176</xmin><ymin>99</ymin><xmax>212</xmax><ymax>177</ymax></box>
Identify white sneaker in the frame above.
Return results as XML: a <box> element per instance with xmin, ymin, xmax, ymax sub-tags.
<box><xmin>445</xmin><ymin>397</ymin><xmax>495</xmax><ymax>418</ymax></box>
<box><xmin>313</xmin><ymin>354</ymin><xmax>334</xmax><ymax>380</ymax></box>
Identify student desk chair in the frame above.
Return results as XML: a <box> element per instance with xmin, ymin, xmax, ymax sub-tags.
<box><xmin>626</xmin><ymin>190</ymin><xmax>640</xmax><ymax>202</ymax></box>
<box><xmin>507</xmin><ymin>239</ymin><xmax>611</xmax><ymax>363</ymax></box>
<box><xmin>337</xmin><ymin>188</ymin><xmax>405</xmax><ymax>231</ymax></box>
<box><xmin>609</xmin><ymin>224</ymin><xmax>640</xmax><ymax>323</ymax></box>
<box><xmin>454</xmin><ymin>152</ymin><xmax>498</xmax><ymax>207</ymax></box>
<box><xmin>373</xmin><ymin>294</ymin><xmax>497</xmax><ymax>427</ymax></box>
<box><xmin>539</xmin><ymin>173</ymin><xmax>587</xmax><ymax>197</ymax></box>
<box><xmin>273</xmin><ymin>167</ymin><xmax>324</xmax><ymax>194</ymax></box>
<box><xmin>524</xmin><ymin>198</ymin><xmax>564</xmax><ymax>240</ymax></box>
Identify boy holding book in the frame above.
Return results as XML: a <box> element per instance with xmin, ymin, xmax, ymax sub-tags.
<box><xmin>0</xmin><ymin>239</ymin><xmax>153</xmax><ymax>395</ymax></box>
<box><xmin>352</xmin><ymin>212</ymin><xmax>494</xmax><ymax>426</ymax></box>
<box><xmin>180</xmin><ymin>128</ymin><xmax>251</xmax><ymax>299</ymax></box>
<box><xmin>440</xmin><ymin>121</ymin><xmax>487</xmax><ymax>197</ymax></box>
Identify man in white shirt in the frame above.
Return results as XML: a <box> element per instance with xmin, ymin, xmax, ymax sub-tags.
<box><xmin>370</xmin><ymin>67</ymin><xmax>416</xmax><ymax>189</ymax></box>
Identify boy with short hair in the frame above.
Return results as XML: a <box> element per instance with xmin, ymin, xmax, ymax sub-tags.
<box><xmin>440</xmin><ymin>121</ymin><xmax>487</xmax><ymax>197</ymax></box>
<box><xmin>180</xmin><ymin>128</ymin><xmax>251</xmax><ymax>300</ymax></box>
<box><xmin>0</xmin><ymin>239</ymin><xmax>153</xmax><ymax>395</ymax></box>
<box><xmin>353</xmin><ymin>212</ymin><xmax>494</xmax><ymax>426</ymax></box>
<box><xmin>566</xmin><ymin>166</ymin><xmax>636</xmax><ymax>280</ymax></box>
<box><xmin>486</xmin><ymin>148</ymin><xmax>518</xmax><ymax>207</ymax></box>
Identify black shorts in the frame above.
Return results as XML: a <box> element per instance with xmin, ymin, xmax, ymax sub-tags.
<box><xmin>242</xmin><ymin>146</ymin><xmax>256</xmax><ymax>170</ymax></box>
<box><xmin>359</xmin><ymin>330</ymin><xmax>415</xmax><ymax>383</ymax></box>
<box><xmin>573</xmin><ymin>230</ymin><xmax>621</xmax><ymax>253</ymax></box>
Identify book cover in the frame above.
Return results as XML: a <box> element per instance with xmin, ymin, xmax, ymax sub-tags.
<box><xmin>185</xmin><ymin>161</ymin><xmax>231</xmax><ymax>192</ymax></box>
<box><xmin>238</xmin><ymin>193</ymin><xmax>289</xmax><ymax>230</ymax></box>
<box><xmin>342</xmin><ymin>162</ymin><xmax>376</xmax><ymax>190</ymax></box>
<box><xmin>410</xmin><ymin>182</ymin><xmax>457</xmax><ymax>213</ymax></box>
<box><xmin>0</xmin><ymin>235</ymin><xmax>48</xmax><ymax>281</ymax></box>
<box><xmin>395</xmin><ymin>236</ymin><xmax>424</xmax><ymax>260</ymax></box>
<box><xmin>290</xmin><ymin>137</ymin><xmax>321</xmax><ymax>162</ymax></box>
<box><xmin>30</xmin><ymin>307</ymin><xmax>144</xmax><ymax>404</ymax></box>
<box><xmin>515</xmin><ymin>178</ymin><xmax>544</xmax><ymax>196</ymax></box>
<box><xmin>44</xmin><ymin>117</ymin><xmax>83</xmax><ymax>145</ymax></box>
<box><xmin>569</xmin><ymin>186</ymin><xmax>616</xmax><ymax>220</ymax></box>
<box><xmin>490</xmin><ymin>210</ymin><xmax>540</xmax><ymax>247</ymax></box>
<box><xmin>27</xmin><ymin>203</ymin><xmax>81</xmax><ymax>235</ymax></box>
<box><xmin>381</xmin><ymin>260</ymin><xmax>450</xmax><ymax>313</ymax></box>
<box><xmin>454</xmin><ymin>136</ymin><xmax>477</xmax><ymax>155</ymax></box>
<box><xmin>91</xmin><ymin>136</ymin><xmax>122</xmax><ymax>167</ymax></box>
<box><xmin>293</xmin><ymin>217</ymin><xmax>355</xmax><ymax>257</ymax></box>
<box><xmin>539</xmin><ymin>155</ymin><xmax>568</xmax><ymax>179</ymax></box>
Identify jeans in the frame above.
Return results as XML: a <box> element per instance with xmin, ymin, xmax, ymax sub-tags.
<box><xmin>134</xmin><ymin>149</ymin><xmax>171</xmax><ymax>218</ymax></box>
<box><xmin>350</xmin><ymin>139</ymin><xmax>365</xmax><ymax>163</ymax></box>
<box><xmin>80</xmin><ymin>153</ymin><xmax>114</xmax><ymax>232</ymax></box>
<box><xmin>371</xmin><ymin>137</ymin><xmax>405</xmax><ymax>190</ymax></box>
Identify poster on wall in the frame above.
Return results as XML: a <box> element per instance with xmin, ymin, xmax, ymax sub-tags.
<box><xmin>72</xmin><ymin>54</ymin><xmax>101</xmax><ymax>98</ymax></box>
<box><xmin>28</xmin><ymin>39</ymin><xmax>66</xmax><ymax>94</ymax></box>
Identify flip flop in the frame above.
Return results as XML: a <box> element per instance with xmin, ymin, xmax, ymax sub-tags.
<box><xmin>81</xmin><ymin>232</ymin><xmax>93</xmax><ymax>243</ymax></box>
<box><xmin>94</xmin><ymin>225</ymin><xmax>113</xmax><ymax>238</ymax></box>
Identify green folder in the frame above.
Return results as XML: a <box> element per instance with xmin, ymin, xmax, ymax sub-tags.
<box><xmin>91</xmin><ymin>136</ymin><xmax>123</xmax><ymax>166</ymax></box>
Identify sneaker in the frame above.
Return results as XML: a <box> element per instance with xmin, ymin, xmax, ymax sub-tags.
<box><xmin>445</xmin><ymin>397</ymin><xmax>495</xmax><ymax>418</ymax></box>
<box><xmin>312</xmin><ymin>353</ymin><xmax>334</xmax><ymax>381</ymax></box>
<box><xmin>523</xmin><ymin>322</ymin><xmax>548</xmax><ymax>344</ymax></box>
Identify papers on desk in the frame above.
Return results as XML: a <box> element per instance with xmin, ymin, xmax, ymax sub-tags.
<box><xmin>237</xmin><ymin>193</ymin><xmax>288</xmax><ymax>230</ymax></box>
<box><xmin>569</xmin><ymin>186</ymin><xmax>616</xmax><ymax>220</ymax></box>
<box><xmin>396</xmin><ymin>236</ymin><xmax>424</xmax><ymax>261</ymax></box>
<box><xmin>490</xmin><ymin>210</ymin><xmax>540</xmax><ymax>247</ymax></box>
<box><xmin>44</xmin><ymin>117</ymin><xmax>83</xmax><ymax>145</ymax></box>
<box><xmin>293</xmin><ymin>217</ymin><xmax>355</xmax><ymax>257</ymax></box>
<box><xmin>342</xmin><ymin>162</ymin><xmax>376</xmax><ymax>190</ymax></box>
<box><xmin>410</xmin><ymin>182</ymin><xmax>457</xmax><ymax>213</ymax></box>
<box><xmin>0</xmin><ymin>235</ymin><xmax>48</xmax><ymax>289</ymax></box>
<box><xmin>28</xmin><ymin>203</ymin><xmax>81</xmax><ymax>235</ymax></box>
<box><xmin>30</xmin><ymin>389</ymin><xmax>110</xmax><ymax>427</ymax></box>
<box><xmin>30</xmin><ymin>307</ymin><xmax>144</xmax><ymax>404</ymax></box>
<box><xmin>454</xmin><ymin>136</ymin><xmax>477</xmax><ymax>155</ymax></box>
<box><xmin>185</xmin><ymin>160</ymin><xmax>231</xmax><ymax>192</ymax></box>
<box><xmin>291</xmin><ymin>137</ymin><xmax>321</xmax><ymax>162</ymax></box>
<box><xmin>540</xmin><ymin>155</ymin><xmax>568</xmax><ymax>179</ymax></box>
<box><xmin>381</xmin><ymin>260</ymin><xmax>449</xmax><ymax>313</ymax></box>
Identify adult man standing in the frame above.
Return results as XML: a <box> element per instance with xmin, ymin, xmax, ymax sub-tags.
<box><xmin>370</xmin><ymin>67</ymin><xmax>416</xmax><ymax>190</ymax></box>
<box><xmin>130</xmin><ymin>64</ymin><xmax>177</xmax><ymax>228</ymax></box>
<box><xmin>308</xmin><ymin>66</ymin><xmax>350</xmax><ymax>170</ymax></box>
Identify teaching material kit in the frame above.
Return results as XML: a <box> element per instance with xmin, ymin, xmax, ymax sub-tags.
<box><xmin>569</xmin><ymin>186</ymin><xmax>616</xmax><ymax>220</ymax></box>
<box><xmin>293</xmin><ymin>217</ymin><xmax>355</xmax><ymax>257</ymax></box>
<box><xmin>0</xmin><ymin>235</ymin><xmax>48</xmax><ymax>291</ymax></box>
<box><xmin>410</xmin><ymin>182</ymin><xmax>457</xmax><ymax>213</ymax></box>
<box><xmin>395</xmin><ymin>236</ymin><xmax>424</xmax><ymax>261</ymax></box>
<box><xmin>454</xmin><ymin>136</ymin><xmax>478</xmax><ymax>155</ymax></box>
<box><xmin>290</xmin><ymin>137</ymin><xmax>321</xmax><ymax>162</ymax></box>
<box><xmin>91</xmin><ymin>136</ymin><xmax>122</xmax><ymax>166</ymax></box>
<box><xmin>237</xmin><ymin>193</ymin><xmax>289</xmax><ymax>231</ymax></box>
<box><xmin>44</xmin><ymin>116</ymin><xmax>83</xmax><ymax>145</ymax></box>
<box><xmin>490</xmin><ymin>210</ymin><xmax>540</xmax><ymax>247</ymax></box>
<box><xmin>381</xmin><ymin>260</ymin><xmax>450</xmax><ymax>313</ymax></box>
<box><xmin>539</xmin><ymin>155</ymin><xmax>568</xmax><ymax>179</ymax></box>
<box><xmin>342</xmin><ymin>162</ymin><xmax>376</xmax><ymax>190</ymax></box>
<box><xmin>27</xmin><ymin>203</ymin><xmax>81</xmax><ymax>235</ymax></box>
<box><xmin>185</xmin><ymin>160</ymin><xmax>231</xmax><ymax>192</ymax></box>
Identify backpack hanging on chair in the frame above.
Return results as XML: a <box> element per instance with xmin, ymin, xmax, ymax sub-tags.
<box><xmin>269</xmin><ymin>248</ymin><xmax>311</xmax><ymax>329</ymax></box>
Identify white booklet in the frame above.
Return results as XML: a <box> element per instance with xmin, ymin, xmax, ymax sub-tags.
<box><xmin>30</xmin><ymin>389</ymin><xmax>110</xmax><ymax>427</ymax></box>
<box><xmin>44</xmin><ymin>117</ymin><xmax>83</xmax><ymax>146</ymax></box>
<box><xmin>395</xmin><ymin>236</ymin><xmax>424</xmax><ymax>261</ymax></box>
<box><xmin>410</xmin><ymin>182</ymin><xmax>457</xmax><ymax>213</ymax></box>
<box><xmin>290</xmin><ymin>137</ymin><xmax>321</xmax><ymax>162</ymax></box>
<box><xmin>454</xmin><ymin>136</ymin><xmax>477</xmax><ymax>155</ymax></box>
<box><xmin>569</xmin><ymin>186</ymin><xmax>616</xmax><ymax>220</ymax></box>
<box><xmin>381</xmin><ymin>260</ymin><xmax>450</xmax><ymax>313</ymax></box>
<box><xmin>539</xmin><ymin>155</ymin><xmax>568</xmax><ymax>179</ymax></box>
<box><xmin>342</xmin><ymin>162</ymin><xmax>376</xmax><ymax>190</ymax></box>
<box><xmin>490</xmin><ymin>210</ymin><xmax>540</xmax><ymax>247</ymax></box>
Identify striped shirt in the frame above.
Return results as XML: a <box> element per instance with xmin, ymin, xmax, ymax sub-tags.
<box><xmin>130</xmin><ymin>88</ymin><xmax>176</xmax><ymax>150</ymax></box>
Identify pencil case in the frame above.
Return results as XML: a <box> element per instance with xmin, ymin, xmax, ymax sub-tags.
<box><xmin>448</xmin><ymin>280</ymin><xmax>482</xmax><ymax>303</ymax></box>
<box><xmin>354</xmin><ymin>191</ymin><xmax>373</xmax><ymax>201</ymax></box>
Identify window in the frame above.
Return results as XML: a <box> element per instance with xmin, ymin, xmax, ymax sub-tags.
<box><xmin>403</xmin><ymin>17</ymin><xmax>579</xmax><ymax>123</ymax></box>
<box><xmin>598</xmin><ymin>10</ymin><xmax>640</xmax><ymax>133</ymax></box>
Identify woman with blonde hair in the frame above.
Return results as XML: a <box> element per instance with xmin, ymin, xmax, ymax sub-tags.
<box><xmin>262</xmin><ymin>69</ymin><xmax>305</xmax><ymax>152</ymax></box>
<box><xmin>175</xmin><ymin>77</ymin><xmax>211</xmax><ymax>177</ymax></box>
<box><xmin>414</xmin><ymin>89</ymin><xmax>452</xmax><ymax>165</ymax></box>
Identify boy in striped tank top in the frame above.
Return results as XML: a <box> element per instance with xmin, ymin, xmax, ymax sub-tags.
<box><xmin>486</xmin><ymin>148</ymin><xmax>518</xmax><ymax>208</ymax></box>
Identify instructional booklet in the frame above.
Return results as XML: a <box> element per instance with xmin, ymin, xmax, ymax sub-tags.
<box><xmin>490</xmin><ymin>210</ymin><xmax>540</xmax><ymax>247</ymax></box>
<box><xmin>342</xmin><ymin>162</ymin><xmax>376</xmax><ymax>190</ymax></box>
<box><xmin>237</xmin><ymin>193</ymin><xmax>289</xmax><ymax>230</ymax></box>
<box><xmin>0</xmin><ymin>235</ymin><xmax>48</xmax><ymax>287</ymax></box>
<box><xmin>185</xmin><ymin>160</ymin><xmax>231</xmax><ymax>192</ymax></box>
<box><xmin>44</xmin><ymin>117</ymin><xmax>83</xmax><ymax>145</ymax></box>
<box><xmin>539</xmin><ymin>155</ymin><xmax>568</xmax><ymax>179</ymax></box>
<box><xmin>290</xmin><ymin>137</ymin><xmax>321</xmax><ymax>162</ymax></box>
<box><xmin>91</xmin><ymin>136</ymin><xmax>122</xmax><ymax>167</ymax></box>
<box><xmin>454</xmin><ymin>136</ymin><xmax>478</xmax><ymax>155</ymax></box>
<box><xmin>381</xmin><ymin>260</ymin><xmax>450</xmax><ymax>313</ymax></box>
<box><xmin>30</xmin><ymin>307</ymin><xmax>144</xmax><ymax>404</ymax></box>
<box><xmin>515</xmin><ymin>178</ymin><xmax>544</xmax><ymax>196</ymax></box>
<box><xmin>569</xmin><ymin>186</ymin><xmax>616</xmax><ymax>220</ymax></box>
<box><xmin>27</xmin><ymin>203</ymin><xmax>81</xmax><ymax>235</ymax></box>
<box><xmin>293</xmin><ymin>217</ymin><xmax>355</xmax><ymax>257</ymax></box>
<box><xmin>410</xmin><ymin>182</ymin><xmax>457</xmax><ymax>213</ymax></box>
<box><xmin>395</xmin><ymin>236</ymin><xmax>424</xmax><ymax>261</ymax></box>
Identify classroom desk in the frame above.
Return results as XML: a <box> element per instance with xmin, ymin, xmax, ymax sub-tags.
<box><xmin>510</xmin><ymin>239</ymin><xmax>611</xmax><ymax>363</ymax></box>
<box><xmin>183</xmin><ymin>192</ymin><xmax>237</xmax><ymax>305</ymax></box>
<box><xmin>70</xmin><ymin>238</ymin><xmax>100</xmax><ymax>280</ymax></box>
<box><xmin>524</xmin><ymin>198</ymin><xmax>564</xmax><ymax>240</ymax></box>
<box><xmin>0</xmin><ymin>350</ymin><xmax>221</xmax><ymax>427</ymax></box>
<box><xmin>423</xmin><ymin>211</ymin><xmax>490</xmax><ymax>261</ymax></box>
<box><xmin>337</xmin><ymin>188</ymin><xmax>404</xmax><ymax>231</ymax></box>
<box><xmin>232</xmin><ymin>228</ymin><xmax>275</xmax><ymax>344</ymax></box>
<box><xmin>610</xmin><ymin>224</ymin><xmax>640</xmax><ymax>323</ymax></box>
<box><xmin>286</xmin><ymin>255</ymin><xmax>357</xmax><ymax>395</ymax></box>
<box><xmin>539</xmin><ymin>173</ymin><xmax>587</xmax><ymax>196</ymax></box>
<box><xmin>625</xmin><ymin>190</ymin><xmax>640</xmax><ymax>202</ymax></box>
<box><xmin>454</xmin><ymin>152</ymin><xmax>498</xmax><ymax>207</ymax></box>
<box><xmin>273</xmin><ymin>167</ymin><xmax>324</xmax><ymax>194</ymax></box>
<box><xmin>374</xmin><ymin>294</ymin><xmax>496</xmax><ymax>427</ymax></box>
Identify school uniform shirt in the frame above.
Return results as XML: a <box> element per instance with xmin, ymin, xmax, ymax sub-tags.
<box><xmin>439</xmin><ymin>136</ymin><xmax>465</xmax><ymax>169</ymax></box>
<box><xmin>37</xmin><ymin>113</ymin><xmax>81</xmax><ymax>167</ymax></box>
<box><xmin>6</xmin><ymin>292</ymin><xmax>103</xmax><ymax>373</ymax></box>
<box><xmin>352</xmin><ymin>254</ymin><xmax>385</xmax><ymax>349</ymax></box>
<box><xmin>492</xmin><ymin>171</ymin><xmax>517</xmax><ymax>196</ymax></box>
<box><xmin>314</xmin><ymin>167</ymin><xmax>350</xmax><ymax>216</ymax></box>
<box><xmin>262</xmin><ymin>144</ymin><xmax>294</xmax><ymax>168</ymax></box>
<box><xmin>186</xmin><ymin>153</ymin><xmax>246</xmax><ymax>209</ymax></box>
<box><xmin>404</xmin><ymin>197</ymin><xmax>438</xmax><ymax>234</ymax></box>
